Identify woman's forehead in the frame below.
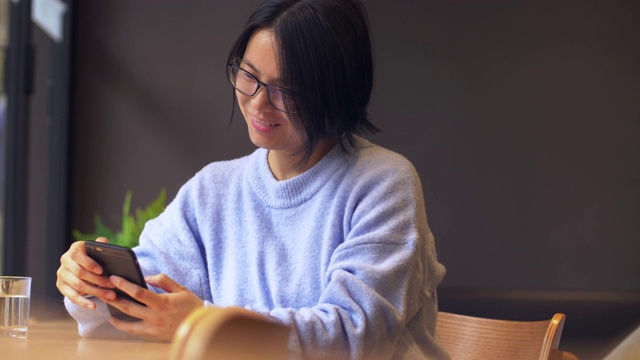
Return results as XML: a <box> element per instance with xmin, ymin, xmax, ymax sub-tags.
<box><xmin>242</xmin><ymin>29</ymin><xmax>281</xmax><ymax>83</ymax></box>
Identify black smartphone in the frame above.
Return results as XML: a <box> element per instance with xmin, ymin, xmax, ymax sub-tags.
<box><xmin>84</xmin><ymin>241</ymin><xmax>148</xmax><ymax>322</ymax></box>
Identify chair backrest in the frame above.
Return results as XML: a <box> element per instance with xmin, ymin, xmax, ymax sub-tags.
<box><xmin>169</xmin><ymin>306</ymin><xmax>291</xmax><ymax>360</ymax></box>
<box><xmin>436</xmin><ymin>311</ymin><xmax>570</xmax><ymax>360</ymax></box>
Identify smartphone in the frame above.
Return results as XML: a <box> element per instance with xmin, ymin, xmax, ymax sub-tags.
<box><xmin>84</xmin><ymin>241</ymin><xmax>148</xmax><ymax>322</ymax></box>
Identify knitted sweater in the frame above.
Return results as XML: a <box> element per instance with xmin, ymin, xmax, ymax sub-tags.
<box><xmin>65</xmin><ymin>139</ymin><xmax>448</xmax><ymax>359</ymax></box>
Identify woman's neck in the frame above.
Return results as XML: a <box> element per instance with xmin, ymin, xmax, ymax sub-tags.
<box><xmin>267</xmin><ymin>137</ymin><xmax>338</xmax><ymax>181</ymax></box>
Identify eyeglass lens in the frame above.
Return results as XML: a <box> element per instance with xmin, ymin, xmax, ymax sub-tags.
<box><xmin>228</xmin><ymin>65</ymin><xmax>293</xmax><ymax>113</ymax></box>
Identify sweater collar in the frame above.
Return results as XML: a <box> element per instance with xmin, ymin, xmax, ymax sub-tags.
<box><xmin>248</xmin><ymin>144</ymin><xmax>347</xmax><ymax>209</ymax></box>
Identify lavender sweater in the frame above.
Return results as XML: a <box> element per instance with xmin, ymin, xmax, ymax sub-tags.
<box><xmin>65</xmin><ymin>139</ymin><xmax>448</xmax><ymax>359</ymax></box>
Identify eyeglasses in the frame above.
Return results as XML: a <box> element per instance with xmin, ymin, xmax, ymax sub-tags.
<box><xmin>227</xmin><ymin>64</ymin><xmax>297</xmax><ymax>114</ymax></box>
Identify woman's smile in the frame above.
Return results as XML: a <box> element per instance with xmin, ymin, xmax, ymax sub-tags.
<box><xmin>251</xmin><ymin>115</ymin><xmax>280</xmax><ymax>132</ymax></box>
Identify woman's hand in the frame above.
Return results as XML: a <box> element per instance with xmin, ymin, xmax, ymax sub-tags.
<box><xmin>56</xmin><ymin>237</ymin><xmax>117</xmax><ymax>309</ymax></box>
<box><xmin>104</xmin><ymin>273</ymin><xmax>204</xmax><ymax>342</ymax></box>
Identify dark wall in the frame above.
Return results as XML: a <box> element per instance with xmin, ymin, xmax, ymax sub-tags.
<box><xmin>71</xmin><ymin>1</ymin><xmax>640</xmax><ymax>356</ymax></box>
<box><xmin>366</xmin><ymin>1</ymin><xmax>640</xmax><ymax>292</ymax></box>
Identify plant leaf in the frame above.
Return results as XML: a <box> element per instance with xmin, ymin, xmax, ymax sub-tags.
<box><xmin>71</xmin><ymin>189</ymin><xmax>167</xmax><ymax>248</ymax></box>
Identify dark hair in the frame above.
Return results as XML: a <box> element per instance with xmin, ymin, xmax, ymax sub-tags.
<box><xmin>227</xmin><ymin>0</ymin><xmax>380</xmax><ymax>163</ymax></box>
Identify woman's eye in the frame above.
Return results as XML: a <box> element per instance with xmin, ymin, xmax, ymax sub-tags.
<box><xmin>268</xmin><ymin>87</ymin><xmax>281</xmax><ymax>100</ymax></box>
<box><xmin>243</xmin><ymin>71</ymin><xmax>256</xmax><ymax>82</ymax></box>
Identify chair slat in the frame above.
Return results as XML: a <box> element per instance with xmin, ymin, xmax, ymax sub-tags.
<box><xmin>436</xmin><ymin>312</ymin><xmax>576</xmax><ymax>360</ymax></box>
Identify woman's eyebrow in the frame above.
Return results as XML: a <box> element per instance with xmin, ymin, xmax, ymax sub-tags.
<box><xmin>241</xmin><ymin>60</ymin><xmax>260</xmax><ymax>74</ymax></box>
<box><xmin>241</xmin><ymin>60</ymin><xmax>282</xmax><ymax>84</ymax></box>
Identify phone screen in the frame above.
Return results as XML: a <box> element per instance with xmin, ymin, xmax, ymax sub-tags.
<box><xmin>85</xmin><ymin>241</ymin><xmax>148</xmax><ymax>322</ymax></box>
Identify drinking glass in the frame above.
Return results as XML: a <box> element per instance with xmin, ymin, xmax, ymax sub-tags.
<box><xmin>0</xmin><ymin>276</ymin><xmax>31</xmax><ymax>338</ymax></box>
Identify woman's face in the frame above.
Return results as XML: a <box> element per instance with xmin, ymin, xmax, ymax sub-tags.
<box><xmin>237</xmin><ymin>29</ymin><xmax>304</xmax><ymax>156</ymax></box>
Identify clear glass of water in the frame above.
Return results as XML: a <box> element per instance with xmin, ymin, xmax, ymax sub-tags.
<box><xmin>0</xmin><ymin>276</ymin><xmax>31</xmax><ymax>338</ymax></box>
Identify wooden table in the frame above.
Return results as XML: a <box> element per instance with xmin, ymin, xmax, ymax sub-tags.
<box><xmin>1</xmin><ymin>317</ymin><xmax>171</xmax><ymax>360</ymax></box>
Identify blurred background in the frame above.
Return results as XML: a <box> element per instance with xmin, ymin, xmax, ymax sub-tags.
<box><xmin>1</xmin><ymin>1</ymin><xmax>639</xmax><ymax>359</ymax></box>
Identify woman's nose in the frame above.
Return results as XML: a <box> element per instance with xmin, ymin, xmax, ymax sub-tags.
<box><xmin>250</xmin><ymin>85</ymin><xmax>271</xmax><ymax>110</ymax></box>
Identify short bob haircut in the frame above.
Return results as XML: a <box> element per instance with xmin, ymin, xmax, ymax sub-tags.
<box><xmin>227</xmin><ymin>0</ymin><xmax>380</xmax><ymax>163</ymax></box>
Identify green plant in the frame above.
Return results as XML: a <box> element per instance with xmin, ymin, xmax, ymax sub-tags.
<box><xmin>73</xmin><ymin>189</ymin><xmax>167</xmax><ymax>248</ymax></box>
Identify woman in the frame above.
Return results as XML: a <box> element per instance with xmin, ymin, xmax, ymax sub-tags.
<box><xmin>57</xmin><ymin>1</ymin><xmax>448</xmax><ymax>358</ymax></box>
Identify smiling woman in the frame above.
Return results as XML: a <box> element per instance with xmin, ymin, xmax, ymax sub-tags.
<box><xmin>57</xmin><ymin>1</ymin><xmax>448</xmax><ymax>359</ymax></box>
<box><xmin>63</xmin><ymin>1</ymin><xmax>640</xmax><ymax>359</ymax></box>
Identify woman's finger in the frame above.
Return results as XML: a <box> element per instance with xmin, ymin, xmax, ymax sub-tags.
<box><xmin>144</xmin><ymin>274</ymin><xmax>185</xmax><ymax>294</ymax></box>
<box><xmin>64</xmin><ymin>241</ymin><xmax>104</xmax><ymax>276</ymax></box>
<box><xmin>61</xmin><ymin>249</ymin><xmax>115</xmax><ymax>289</ymax></box>
<box><xmin>103</xmin><ymin>296</ymin><xmax>148</xmax><ymax>322</ymax></box>
<box><xmin>58</xmin><ymin>265</ymin><xmax>117</xmax><ymax>300</ymax></box>
<box><xmin>65</xmin><ymin>254</ymin><xmax>115</xmax><ymax>288</ymax></box>
<box><xmin>109</xmin><ymin>275</ymin><xmax>156</xmax><ymax>306</ymax></box>
<box><xmin>95</xmin><ymin>237</ymin><xmax>109</xmax><ymax>244</ymax></box>
<box><xmin>56</xmin><ymin>277</ymin><xmax>97</xmax><ymax>309</ymax></box>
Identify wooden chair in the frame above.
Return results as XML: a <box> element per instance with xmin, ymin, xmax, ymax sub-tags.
<box><xmin>169</xmin><ymin>306</ymin><xmax>291</xmax><ymax>360</ymax></box>
<box><xmin>436</xmin><ymin>311</ymin><xmax>579</xmax><ymax>360</ymax></box>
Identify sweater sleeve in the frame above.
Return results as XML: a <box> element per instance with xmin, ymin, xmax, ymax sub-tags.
<box><xmin>267</xmin><ymin>160</ymin><xmax>446</xmax><ymax>359</ymax></box>
<box><xmin>63</xmin><ymin>174</ymin><xmax>212</xmax><ymax>339</ymax></box>
<box><xmin>134</xmin><ymin>176</ymin><xmax>212</xmax><ymax>302</ymax></box>
<box><xmin>63</xmin><ymin>297</ymin><xmax>139</xmax><ymax>339</ymax></box>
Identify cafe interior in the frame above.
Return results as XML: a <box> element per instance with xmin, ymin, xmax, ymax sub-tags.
<box><xmin>1</xmin><ymin>0</ymin><xmax>639</xmax><ymax>359</ymax></box>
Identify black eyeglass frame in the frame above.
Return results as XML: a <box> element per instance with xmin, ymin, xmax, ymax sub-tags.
<box><xmin>226</xmin><ymin>64</ymin><xmax>297</xmax><ymax>114</ymax></box>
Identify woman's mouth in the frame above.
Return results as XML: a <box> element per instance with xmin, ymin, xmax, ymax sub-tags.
<box><xmin>252</xmin><ymin>116</ymin><xmax>280</xmax><ymax>132</ymax></box>
<box><xmin>255</xmin><ymin>117</ymin><xmax>277</xmax><ymax>127</ymax></box>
